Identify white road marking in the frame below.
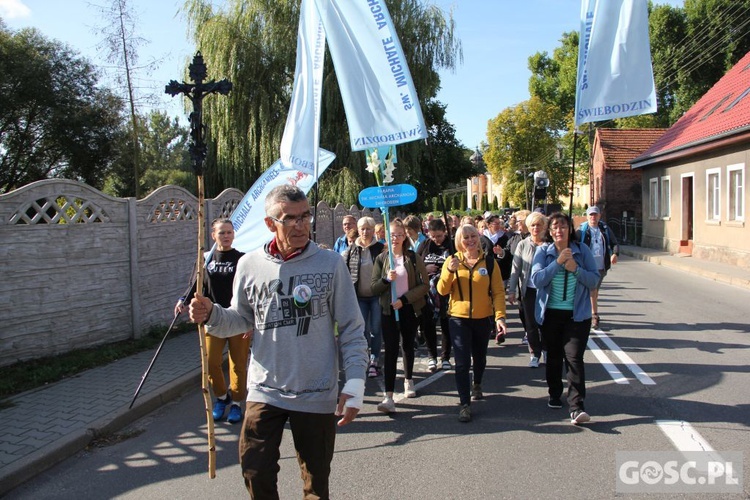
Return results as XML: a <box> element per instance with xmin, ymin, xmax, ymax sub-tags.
<box><xmin>587</xmin><ymin>338</ymin><xmax>629</xmax><ymax>384</ymax></box>
<box><xmin>657</xmin><ymin>420</ymin><xmax>726</xmax><ymax>464</ymax></box>
<box><xmin>389</xmin><ymin>369</ymin><xmax>450</xmax><ymax>403</ymax></box>
<box><xmin>594</xmin><ymin>330</ymin><xmax>656</xmax><ymax>385</ymax></box>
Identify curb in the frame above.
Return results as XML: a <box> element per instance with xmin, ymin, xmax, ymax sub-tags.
<box><xmin>620</xmin><ymin>248</ymin><xmax>750</xmax><ymax>291</ymax></box>
<box><xmin>0</xmin><ymin>369</ymin><xmax>201</xmax><ymax>497</ymax></box>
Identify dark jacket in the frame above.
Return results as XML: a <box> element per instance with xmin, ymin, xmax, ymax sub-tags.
<box><xmin>480</xmin><ymin>232</ymin><xmax>512</xmax><ymax>280</ymax></box>
<box><xmin>343</xmin><ymin>239</ymin><xmax>384</xmax><ymax>296</ymax></box>
<box><xmin>576</xmin><ymin>221</ymin><xmax>619</xmax><ymax>271</ymax></box>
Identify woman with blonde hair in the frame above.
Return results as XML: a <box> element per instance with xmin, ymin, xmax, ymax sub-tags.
<box><xmin>343</xmin><ymin>217</ymin><xmax>385</xmax><ymax>377</ymax></box>
<box><xmin>508</xmin><ymin>211</ymin><xmax>547</xmax><ymax>367</ymax></box>
<box><xmin>371</xmin><ymin>219</ymin><xmax>429</xmax><ymax>413</ymax></box>
<box><xmin>437</xmin><ymin>224</ymin><xmax>507</xmax><ymax>422</ymax></box>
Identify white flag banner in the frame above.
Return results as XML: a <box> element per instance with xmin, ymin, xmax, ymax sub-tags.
<box><xmin>231</xmin><ymin>149</ymin><xmax>336</xmax><ymax>253</ymax></box>
<box><xmin>574</xmin><ymin>0</ymin><xmax>656</xmax><ymax>128</ymax></box>
<box><xmin>279</xmin><ymin>0</ymin><xmax>326</xmax><ymax>175</ymax></box>
<box><xmin>313</xmin><ymin>0</ymin><xmax>427</xmax><ymax>151</ymax></box>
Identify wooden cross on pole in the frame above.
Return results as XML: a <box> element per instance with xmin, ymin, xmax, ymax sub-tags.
<box><xmin>165</xmin><ymin>51</ymin><xmax>231</xmax><ymax>479</ymax></box>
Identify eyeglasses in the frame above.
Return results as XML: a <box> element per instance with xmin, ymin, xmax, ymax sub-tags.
<box><xmin>390</xmin><ymin>233</ymin><xmax>406</xmax><ymax>239</ymax></box>
<box><xmin>269</xmin><ymin>212</ymin><xmax>313</xmax><ymax>227</ymax></box>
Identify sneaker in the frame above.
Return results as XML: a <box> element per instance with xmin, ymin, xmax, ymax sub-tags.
<box><xmin>495</xmin><ymin>333</ymin><xmax>506</xmax><ymax>345</ymax></box>
<box><xmin>471</xmin><ymin>383</ymin><xmax>483</xmax><ymax>401</ymax></box>
<box><xmin>541</xmin><ymin>350</ymin><xmax>548</xmax><ymax>364</ymax></box>
<box><xmin>441</xmin><ymin>359</ymin><xmax>452</xmax><ymax>370</ymax></box>
<box><xmin>547</xmin><ymin>397</ymin><xmax>563</xmax><ymax>409</ymax></box>
<box><xmin>404</xmin><ymin>379</ymin><xmax>416</xmax><ymax>398</ymax></box>
<box><xmin>571</xmin><ymin>410</ymin><xmax>591</xmax><ymax>425</ymax></box>
<box><xmin>227</xmin><ymin>403</ymin><xmax>242</xmax><ymax>424</ymax></box>
<box><xmin>521</xmin><ymin>334</ymin><xmax>529</xmax><ymax>345</ymax></box>
<box><xmin>367</xmin><ymin>363</ymin><xmax>379</xmax><ymax>378</ymax></box>
<box><xmin>458</xmin><ymin>404</ymin><xmax>472</xmax><ymax>422</ymax></box>
<box><xmin>427</xmin><ymin>358</ymin><xmax>438</xmax><ymax>373</ymax></box>
<box><xmin>212</xmin><ymin>395</ymin><xmax>230</xmax><ymax>421</ymax></box>
<box><xmin>377</xmin><ymin>396</ymin><xmax>396</xmax><ymax>413</ymax></box>
<box><xmin>529</xmin><ymin>356</ymin><xmax>540</xmax><ymax>368</ymax></box>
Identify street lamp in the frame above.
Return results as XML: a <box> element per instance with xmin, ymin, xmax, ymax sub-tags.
<box><xmin>515</xmin><ymin>168</ymin><xmax>533</xmax><ymax>210</ymax></box>
<box><xmin>533</xmin><ymin>170</ymin><xmax>550</xmax><ymax>211</ymax></box>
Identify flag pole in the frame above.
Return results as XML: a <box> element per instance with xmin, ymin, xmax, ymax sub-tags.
<box><xmin>568</xmin><ymin>131</ymin><xmax>578</xmax><ymax>218</ymax></box>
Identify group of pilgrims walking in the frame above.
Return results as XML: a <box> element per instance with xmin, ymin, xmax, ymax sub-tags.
<box><xmin>337</xmin><ymin>207</ymin><xmax>612</xmax><ymax>425</ymax></box>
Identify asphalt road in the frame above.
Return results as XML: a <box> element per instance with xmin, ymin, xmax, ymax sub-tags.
<box><xmin>8</xmin><ymin>256</ymin><xmax>750</xmax><ymax>499</ymax></box>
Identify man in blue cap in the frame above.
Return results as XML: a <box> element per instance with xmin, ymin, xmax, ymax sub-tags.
<box><xmin>576</xmin><ymin>206</ymin><xmax>619</xmax><ymax>329</ymax></box>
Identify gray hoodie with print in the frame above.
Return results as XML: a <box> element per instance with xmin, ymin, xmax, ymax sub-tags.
<box><xmin>205</xmin><ymin>241</ymin><xmax>368</xmax><ymax>414</ymax></box>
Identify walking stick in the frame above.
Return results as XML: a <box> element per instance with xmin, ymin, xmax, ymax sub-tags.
<box><xmin>166</xmin><ymin>52</ymin><xmax>231</xmax><ymax>479</ymax></box>
<box><xmin>128</xmin><ymin>309</ymin><xmax>182</xmax><ymax>409</ymax></box>
<box><xmin>194</xmin><ymin>175</ymin><xmax>216</xmax><ymax>478</ymax></box>
<box><xmin>129</xmin><ymin>270</ymin><xmax>197</xmax><ymax>409</ymax></box>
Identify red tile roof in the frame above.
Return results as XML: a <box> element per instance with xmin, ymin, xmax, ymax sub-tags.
<box><xmin>595</xmin><ymin>128</ymin><xmax>666</xmax><ymax>169</ymax></box>
<box><xmin>633</xmin><ymin>50</ymin><xmax>750</xmax><ymax>166</ymax></box>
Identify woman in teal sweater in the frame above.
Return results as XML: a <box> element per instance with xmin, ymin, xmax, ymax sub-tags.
<box><xmin>530</xmin><ymin>213</ymin><xmax>599</xmax><ymax>425</ymax></box>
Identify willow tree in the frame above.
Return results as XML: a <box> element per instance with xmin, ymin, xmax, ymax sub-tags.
<box><xmin>183</xmin><ymin>0</ymin><xmax>462</xmax><ymax>201</ymax></box>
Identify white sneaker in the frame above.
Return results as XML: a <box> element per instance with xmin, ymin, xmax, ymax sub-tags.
<box><xmin>404</xmin><ymin>379</ymin><xmax>416</xmax><ymax>398</ymax></box>
<box><xmin>529</xmin><ymin>356</ymin><xmax>540</xmax><ymax>368</ymax></box>
<box><xmin>441</xmin><ymin>359</ymin><xmax>452</xmax><ymax>370</ymax></box>
<box><xmin>570</xmin><ymin>410</ymin><xmax>591</xmax><ymax>425</ymax></box>
<box><xmin>377</xmin><ymin>397</ymin><xmax>396</xmax><ymax>413</ymax></box>
<box><xmin>427</xmin><ymin>358</ymin><xmax>437</xmax><ymax>373</ymax></box>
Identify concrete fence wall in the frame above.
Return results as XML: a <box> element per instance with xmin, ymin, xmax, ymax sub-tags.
<box><xmin>0</xmin><ymin>180</ymin><xmax>378</xmax><ymax>367</ymax></box>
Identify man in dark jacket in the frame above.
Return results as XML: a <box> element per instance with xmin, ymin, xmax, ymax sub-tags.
<box><xmin>575</xmin><ymin>206</ymin><xmax>619</xmax><ymax>329</ymax></box>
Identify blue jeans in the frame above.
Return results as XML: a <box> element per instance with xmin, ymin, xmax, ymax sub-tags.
<box><xmin>358</xmin><ymin>296</ymin><xmax>382</xmax><ymax>362</ymax></box>
<box><xmin>449</xmin><ymin>317</ymin><xmax>493</xmax><ymax>406</ymax></box>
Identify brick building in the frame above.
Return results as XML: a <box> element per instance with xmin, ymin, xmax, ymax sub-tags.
<box><xmin>590</xmin><ymin>128</ymin><xmax>666</xmax><ymax>222</ymax></box>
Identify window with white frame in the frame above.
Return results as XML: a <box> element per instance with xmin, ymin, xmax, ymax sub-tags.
<box><xmin>706</xmin><ymin>168</ymin><xmax>721</xmax><ymax>221</ymax></box>
<box><xmin>660</xmin><ymin>175</ymin><xmax>671</xmax><ymax>218</ymax></box>
<box><xmin>728</xmin><ymin>164</ymin><xmax>745</xmax><ymax>221</ymax></box>
<box><xmin>649</xmin><ymin>178</ymin><xmax>659</xmax><ymax>219</ymax></box>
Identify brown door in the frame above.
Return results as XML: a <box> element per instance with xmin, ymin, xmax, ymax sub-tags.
<box><xmin>681</xmin><ymin>176</ymin><xmax>693</xmax><ymax>241</ymax></box>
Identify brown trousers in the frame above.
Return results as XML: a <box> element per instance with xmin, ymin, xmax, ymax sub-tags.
<box><xmin>239</xmin><ymin>402</ymin><xmax>337</xmax><ymax>499</ymax></box>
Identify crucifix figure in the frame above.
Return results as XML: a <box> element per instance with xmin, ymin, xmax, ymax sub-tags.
<box><xmin>166</xmin><ymin>51</ymin><xmax>232</xmax><ymax>176</ymax></box>
<box><xmin>165</xmin><ymin>51</ymin><xmax>231</xmax><ymax>479</ymax></box>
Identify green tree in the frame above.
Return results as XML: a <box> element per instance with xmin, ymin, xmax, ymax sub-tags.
<box><xmin>485</xmin><ymin>97</ymin><xmax>563</xmax><ymax>207</ymax></box>
<box><xmin>104</xmin><ymin>110</ymin><xmax>192</xmax><ymax>197</ymax></box>
<box><xmin>527</xmin><ymin>31</ymin><xmax>578</xmax><ymax>131</ymax></box>
<box><xmin>663</xmin><ymin>0</ymin><xmax>750</xmax><ymax>122</ymax></box>
<box><xmin>0</xmin><ymin>23</ymin><xmax>123</xmax><ymax>193</ymax></box>
<box><xmin>183</xmin><ymin>0</ymin><xmax>463</xmax><ymax>202</ymax></box>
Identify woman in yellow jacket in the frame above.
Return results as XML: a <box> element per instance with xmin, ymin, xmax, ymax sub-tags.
<box><xmin>438</xmin><ymin>224</ymin><xmax>507</xmax><ymax>422</ymax></box>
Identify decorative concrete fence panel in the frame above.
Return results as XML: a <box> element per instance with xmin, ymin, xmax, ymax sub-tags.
<box><xmin>0</xmin><ymin>180</ymin><xmax>246</xmax><ymax>367</ymax></box>
<box><xmin>0</xmin><ymin>179</ymin><xmax>375</xmax><ymax>367</ymax></box>
<box><xmin>0</xmin><ymin>180</ymin><xmax>134</xmax><ymax>366</ymax></box>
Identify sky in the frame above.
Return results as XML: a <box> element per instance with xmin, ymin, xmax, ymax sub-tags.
<box><xmin>1</xmin><ymin>0</ymin><xmax>684</xmax><ymax>150</ymax></box>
